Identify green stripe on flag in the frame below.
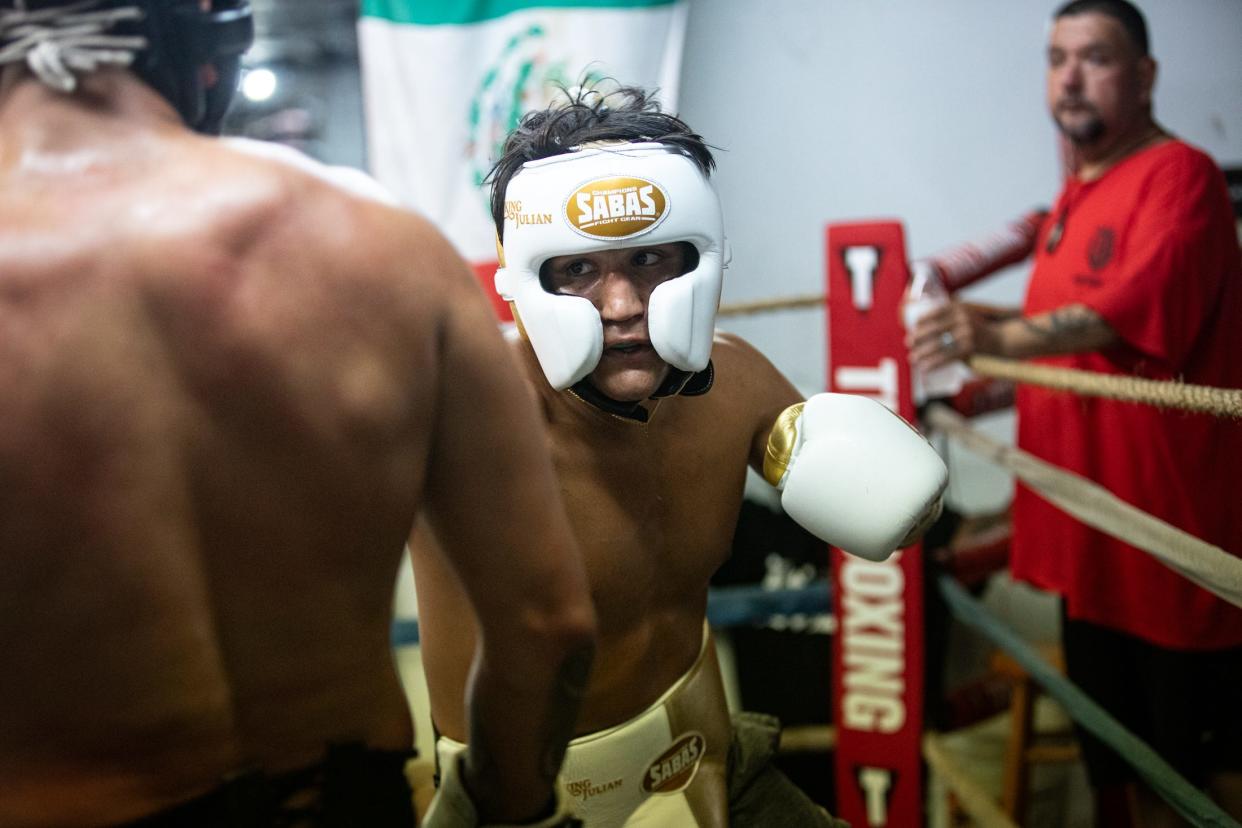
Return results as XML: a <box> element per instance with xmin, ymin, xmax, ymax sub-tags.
<box><xmin>361</xmin><ymin>0</ymin><xmax>678</xmax><ymax>26</ymax></box>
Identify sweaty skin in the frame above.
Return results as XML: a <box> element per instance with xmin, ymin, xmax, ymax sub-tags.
<box><xmin>0</xmin><ymin>67</ymin><xmax>592</xmax><ymax>826</ymax></box>
<box><xmin>412</xmin><ymin>330</ymin><xmax>801</xmax><ymax>739</ymax></box>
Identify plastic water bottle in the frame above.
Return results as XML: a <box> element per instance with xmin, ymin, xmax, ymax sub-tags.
<box><xmin>903</xmin><ymin>260</ymin><xmax>974</xmax><ymax>404</ymax></box>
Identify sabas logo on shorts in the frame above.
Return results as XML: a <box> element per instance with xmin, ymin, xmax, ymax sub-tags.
<box><xmin>642</xmin><ymin>732</ymin><xmax>705</xmax><ymax>794</ymax></box>
<box><xmin>566</xmin><ymin>176</ymin><xmax>668</xmax><ymax>239</ymax></box>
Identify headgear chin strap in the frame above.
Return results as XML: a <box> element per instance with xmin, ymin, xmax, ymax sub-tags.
<box><xmin>495</xmin><ymin>143</ymin><xmax>728</xmax><ymax>390</ymax></box>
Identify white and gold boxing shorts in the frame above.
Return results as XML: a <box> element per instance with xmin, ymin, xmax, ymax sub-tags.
<box><xmin>437</xmin><ymin>626</ymin><xmax>732</xmax><ymax>827</ymax></box>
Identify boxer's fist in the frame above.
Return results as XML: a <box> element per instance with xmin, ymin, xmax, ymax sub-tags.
<box><xmin>763</xmin><ymin>393</ymin><xmax>947</xmax><ymax>561</ymax></box>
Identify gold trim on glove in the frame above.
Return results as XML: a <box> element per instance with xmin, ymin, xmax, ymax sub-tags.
<box><xmin>762</xmin><ymin>402</ymin><xmax>804</xmax><ymax>488</ymax></box>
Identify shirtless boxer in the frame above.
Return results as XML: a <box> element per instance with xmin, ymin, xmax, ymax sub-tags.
<box><xmin>0</xmin><ymin>2</ymin><xmax>594</xmax><ymax>825</ymax></box>
<box><xmin>411</xmin><ymin>87</ymin><xmax>947</xmax><ymax>826</ymax></box>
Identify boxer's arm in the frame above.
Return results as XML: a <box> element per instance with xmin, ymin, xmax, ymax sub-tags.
<box><xmin>714</xmin><ymin>335</ymin><xmax>803</xmax><ymax>476</ymax></box>
<box><xmin>422</xmin><ymin>255</ymin><xmax>595</xmax><ymax>823</ymax></box>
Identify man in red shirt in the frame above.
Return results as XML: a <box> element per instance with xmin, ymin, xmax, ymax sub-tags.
<box><xmin>910</xmin><ymin>1</ymin><xmax>1242</xmax><ymax>824</ymax></box>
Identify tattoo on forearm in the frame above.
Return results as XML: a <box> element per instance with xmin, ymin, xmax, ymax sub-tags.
<box><xmin>1018</xmin><ymin>304</ymin><xmax>1111</xmax><ymax>352</ymax></box>
<box><xmin>539</xmin><ymin>643</ymin><xmax>594</xmax><ymax>781</ymax></box>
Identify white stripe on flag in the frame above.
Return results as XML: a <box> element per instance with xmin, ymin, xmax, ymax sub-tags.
<box><xmin>359</xmin><ymin>2</ymin><xmax>687</xmax><ymax>262</ymax></box>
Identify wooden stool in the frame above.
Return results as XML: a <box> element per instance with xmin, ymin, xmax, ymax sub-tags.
<box><xmin>990</xmin><ymin>645</ymin><xmax>1081</xmax><ymax>823</ymax></box>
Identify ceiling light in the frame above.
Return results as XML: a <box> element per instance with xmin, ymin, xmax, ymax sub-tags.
<box><xmin>242</xmin><ymin>68</ymin><xmax>278</xmax><ymax>103</ymax></box>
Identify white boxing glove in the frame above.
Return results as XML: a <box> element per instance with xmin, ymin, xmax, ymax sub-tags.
<box><xmin>762</xmin><ymin>393</ymin><xmax>947</xmax><ymax>561</ymax></box>
<box><xmin>422</xmin><ymin>751</ymin><xmax>581</xmax><ymax>828</ymax></box>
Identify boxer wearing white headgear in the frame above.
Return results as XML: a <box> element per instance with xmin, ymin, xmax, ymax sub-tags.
<box><xmin>411</xmin><ymin>87</ymin><xmax>936</xmax><ymax>828</ymax></box>
<box><xmin>495</xmin><ymin>142</ymin><xmax>726</xmax><ymax>390</ymax></box>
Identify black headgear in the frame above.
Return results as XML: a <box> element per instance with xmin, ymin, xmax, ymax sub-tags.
<box><xmin>129</xmin><ymin>0</ymin><xmax>254</xmax><ymax>134</ymax></box>
<box><xmin>3</xmin><ymin>1</ymin><xmax>251</xmax><ymax>132</ymax></box>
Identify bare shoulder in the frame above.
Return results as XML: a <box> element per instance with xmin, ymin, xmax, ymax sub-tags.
<box><xmin>202</xmin><ymin>137</ymin><xmax>408</xmax><ymax>240</ymax></box>
<box><xmin>706</xmin><ymin>334</ymin><xmax>802</xmax><ymax>469</ymax></box>
<box><xmin>193</xmin><ymin>136</ymin><xmax>470</xmax><ymax>303</ymax></box>
<box><xmin>710</xmin><ymin>331</ymin><xmax>794</xmax><ymax>391</ymax></box>
<box><xmin>710</xmin><ymin>330</ymin><xmax>772</xmax><ymax>368</ymax></box>
<box><xmin>128</xmin><ymin>135</ymin><xmax>492</xmax><ymax>397</ymax></box>
<box><xmin>219</xmin><ymin>138</ymin><xmax>400</xmax><ymax>206</ymax></box>
<box><xmin>706</xmin><ymin>330</ymin><xmax>802</xmax><ymax>422</ymax></box>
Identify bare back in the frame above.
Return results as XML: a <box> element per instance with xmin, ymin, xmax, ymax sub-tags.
<box><xmin>0</xmin><ymin>104</ymin><xmax>450</xmax><ymax>824</ymax></box>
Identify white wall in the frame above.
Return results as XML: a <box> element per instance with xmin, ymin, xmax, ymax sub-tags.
<box><xmin>677</xmin><ymin>0</ymin><xmax>1242</xmax><ymax>394</ymax></box>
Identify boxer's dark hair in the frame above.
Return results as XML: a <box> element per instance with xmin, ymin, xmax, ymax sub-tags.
<box><xmin>487</xmin><ymin>84</ymin><xmax>715</xmax><ymax>241</ymax></box>
<box><xmin>1054</xmin><ymin>0</ymin><xmax>1149</xmax><ymax>56</ymax></box>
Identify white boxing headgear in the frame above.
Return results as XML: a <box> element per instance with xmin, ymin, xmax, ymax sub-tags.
<box><xmin>494</xmin><ymin>143</ymin><xmax>727</xmax><ymax>390</ymax></box>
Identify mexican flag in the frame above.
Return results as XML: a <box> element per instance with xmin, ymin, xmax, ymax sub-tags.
<box><xmin>358</xmin><ymin>0</ymin><xmax>689</xmax><ymax>319</ymax></box>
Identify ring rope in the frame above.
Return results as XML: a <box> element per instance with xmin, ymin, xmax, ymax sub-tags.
<box><xmin>703</xmin><ymin>580</ymin><xmax>831</xmax><ymax>627</ymax></box>
<box><xmin>778</xmin><ymin>724</ymin><xmax>836</xmax><ymax>754</ymax></box>
<box><xmin>968</xmin><ymin>354</ymin><xmax>1242</xmax><ymax>419</ymax></box>
<box><xmin>938</xmin><ymin>575</ymin><xmax>1242</xmax><ymax>828</ymax></box>
<box><xmin>922</xmin><ymin>731</ymin><xmax>1020</xmax><ymax>828</ymax></box>
<box><xmin>716</xmin><ymin>293</ymin><xmax>1242</xmax><ymax>418</ymax></box>
<box><xmin>926</xmin><ymin>404</ymin><xmax>1242</xmax><ymax>610</ymax></box>
<box><xmin>717</xmin><ymin>293</ymin><xmax>825</xmax><ymax>317</ymax></box>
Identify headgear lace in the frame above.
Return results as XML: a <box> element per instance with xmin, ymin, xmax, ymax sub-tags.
<box><xmin>0</xmin><ymin>1</ymin><xmax>147</xmax><ymax>92</ymax></box>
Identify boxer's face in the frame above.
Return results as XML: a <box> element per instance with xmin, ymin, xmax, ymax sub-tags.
<box><xmin>1046</xmin><ymin>12</ymin><xmax>1153</xmax><ymax>147</ymax></box>
<box><xmin>543</xmin><ymin>242</ymin><xmax>690</xmax><ymax>401</ymax></box>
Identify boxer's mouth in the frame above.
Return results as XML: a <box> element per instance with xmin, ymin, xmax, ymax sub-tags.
<box><xmin>605</xmin><ymin>339</ymin><xmax>653</xmax><ymax>356</ymax></box>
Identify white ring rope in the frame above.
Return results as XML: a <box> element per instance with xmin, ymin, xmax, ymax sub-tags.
<box><xmin>0</xmin><ymin>1</ymin><xmax>147</xmax><ymax>93</ymax></box>
<box><xmin>922</xmin><ymin>733</ymin><xmax>1021</xmax><ymax>828</ymax></box>
<box><xmin>926</xmin><ymin>403</ymin><xmax>1242</xmax><ymax>610</ymax></box>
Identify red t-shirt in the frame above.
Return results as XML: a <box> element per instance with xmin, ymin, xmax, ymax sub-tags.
<box><xmin>1011</xmin><ymin>140</ymin><xmax>1242</xmax><ymax>650</ymax></box>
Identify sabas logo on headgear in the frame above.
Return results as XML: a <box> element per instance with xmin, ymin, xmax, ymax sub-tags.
<box><xmin>566</xmin><ymin>176</ymin><xmax>669</xmax><ymax>239</ymax></box>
